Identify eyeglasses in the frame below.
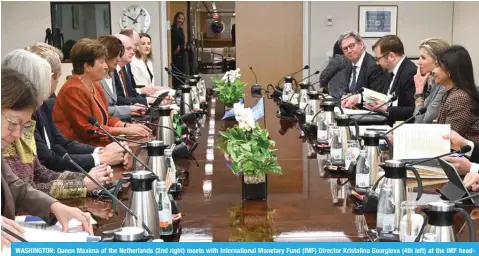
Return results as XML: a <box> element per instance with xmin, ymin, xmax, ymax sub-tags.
<box><xmin>341</xmin><ymin>42</ymin><xmax>358</xmax><ymax>53</ymax></box>
<box><xmin>1</xmin><ymin>113</ymin><xmax>33</xmax><ymax>133</ymax></box>
<box><xmin>375</xmin><ymin>52</ymin><xmax>391</xmax><ymax>62</ymax></box>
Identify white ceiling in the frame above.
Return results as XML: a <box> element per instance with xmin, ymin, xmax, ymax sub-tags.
<box><xmin>190</xmin><ymin>1</ymin><xmax>235</xmax><ymax>12</ymax></box>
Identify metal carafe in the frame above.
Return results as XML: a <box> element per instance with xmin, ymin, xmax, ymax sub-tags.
<box><xmin>282</xmin><ymin>76</ymin><xmax>293</xmax><ymax>102</ymax></box>
<box><xmin>305</xmin><ymin>91</ymin><xmax>320</xmax><ymax>123</ymax></box>
<box><xmin>123</xmin><ymin>170</ymin><xmax>160</xmax><ymax>239</ymax></box>
<box><xmin>375</xmin><ymin>160</ymin><xmax>423</xmax><ymax>231</ymax></box>
<box><xmin>193</xmin><ymin>74</ymin><xmax>207</xmax><ymax>105</ymax></box>
<box><xmin>164</xmin><ymin>145</ymin><xmax>180</xmax><ymax>192</ymax></box>
<box><xmin>146</xmin><ymin>140</ymin><xmax>168</xmax><ymax>201</ymax></box>
<box><xmin>179</xmin><ymin>85</ymin><xmax>192</xmax><ymax>115</ymax></box>
<box><xmin>416</xmin><ymin>200</ymin><xmax>476</xmax><ymax>242</ymax></box>
<box><xmin>156</xmin><ymin>106</ymin><xmax>175</xmax><ymax>146</ymax></box>
<box><xmin>298</xmin><ymin>82</ymin><xmax>310</xmax><ymax>110</ymax></box>
<box><xmin>363</xmin><ymin>130</ymin><xmax>381</xmax><ymax>187</ymax></box>
<box><xmin>188</xmin><ymin>78</ymin><xmax>201</xmax><ymax>111</ymax></box>
<box><xmin>321</xmin><ymin>101</ymin><xmax>337</xmax><ymax>127</ymax></box>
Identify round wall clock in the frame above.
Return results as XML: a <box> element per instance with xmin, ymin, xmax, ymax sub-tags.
<box><xmin>119</xmin><ymin>5</ymin><xmax>151</xmax><ymax>33</ymax></box>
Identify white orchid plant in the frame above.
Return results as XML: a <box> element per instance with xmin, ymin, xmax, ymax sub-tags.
<box><xmin>218</xmin><ymin>103</ymin><xmax>282</xmax><ymax>183</ymax></box>
<box><xmin>212</xmin><ymin>68</ymin><xmax>246</xmax><ymax>107</ymax></box>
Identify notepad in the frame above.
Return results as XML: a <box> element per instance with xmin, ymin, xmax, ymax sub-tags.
<box><xmin>362</xmin><ymin>88</ymin><xmax>388</xmax><ymax>104</ymax></box>
<box><xmin>393</xmin><ymin>124</ymin><xmax>450</xmax><ymax>160</ymax></box>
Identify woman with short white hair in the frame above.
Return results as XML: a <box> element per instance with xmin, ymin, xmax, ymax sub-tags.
<box><xmin>1</xmin><ymin>49</ymin><xmax>114</xmax><ymax>199</ymax></box>
<box><xmin>1</xmin><ymin>49</ymin><xmax>52</xmax><ymax>103</ymax></box>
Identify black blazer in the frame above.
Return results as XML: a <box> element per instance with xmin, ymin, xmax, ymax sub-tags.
<box><xmin>33</xmin><ymin>96</ymin><xmax>97</xmax><ymax>172</ymax></box>
<box><xmin>386</xmin><ymin>58</ymin><xmax>417</xmax><ymax>121</ymax></box>
<box><xmin>114</xmin><ymin>64</ymin><xmax>147</xmax><ymax>106</ymax></box>
<box><xmin>472</xmin><ymin>143</ymin><xmax>479</xmax><ymax>163</ymax></box>
<box><xmin>344</xmin><ymin>52</ymin><xmax>389</xmax><ymax>95</ymax></box>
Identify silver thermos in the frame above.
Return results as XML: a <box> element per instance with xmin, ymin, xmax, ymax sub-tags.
<box><xmin>179</xmin><ymin>85</ymin><xmax>192</xmax><ymax>115</ymax></box>
<box><xmin>123</xmin><ymin>170</ymin><xmax>160</xmax><ymax>239</ymax></box>
<box><xmin>363</xmin><ymin>130</ymin><xmax>381</xmax><ymax>186</ymax></box>
<box><xmin>298</xmin><ymin>82</ymin><xmax>309</xmax><ymax>110</ymax></box>
<box><xmin>188</xmin><ymin>78</ymin><xmax>201</xmax><ymax>111</ymax></box>
<box><xmin>156</xmin><ymin>106</ymin><xmax>175</xmax><ymax>147</ymax></box>
<box><xmin>305</xmin><ymin>91</ymin><xmax>321</xmax><ymax>123</ymax></box>
<box><xmin>193</xmin><ymin>74</ymin><xmax>207</xmax><ymax>104</ymax></box>
<box><xmin>375</xmin><ymin>160</ymin><xmax>423</xmax><ymax>231</ymax></box>
<box><xmin>417</xmin><ymin>200</ymin><xmax>476</xmax><ymax>242</ymax></box>
<box><xmin>146</xmin><ymin>140</ymin><xmax>168</xmax><ymax>201</ymax></box>
<box><xmin>321</xmin><ymin>101</ymin><xmax>336</xmax><ymax>128</ymax></box>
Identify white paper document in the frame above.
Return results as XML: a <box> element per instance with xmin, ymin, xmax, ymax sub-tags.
<box><xmin>393</xmin><ymin>124</ymin><xmax>451</xmax><ymax>160</ymax></box>
<box><xmin>362</xmin><ymin>87</ymin><xmax>388</xmax><ymax>104</ymax></box>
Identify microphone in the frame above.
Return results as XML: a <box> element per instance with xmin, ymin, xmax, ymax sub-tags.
<box><xmin>87</xmin><ymin>116</ymin><xmax>155</xmax><ymax>175</ymax></box>
<box><xmin>164</xmin><ymin>68</ymin><xmax>187</xmax><ymax>85</ymax></box>
<box><xmin>1</xmin><ymin>226</ymin><xmax>28</xmax><ymax>242</ymax></box>
<box><xmin>299</xmin><ymin>70</ymin><xmax>320</xmax><ymax>83</ymax></box>
<box><xmin>277</xmin><ymin>65</ymin><xmax>310</xmax><ymax>85</ymax></box>
<box><xmin>61</xmin><ymin>152</ymin><xmax>153</xmax><ymax>236</ymax></box>
<box><xmin>354</xmin><ymin>95</ymin><xmax>398</xmax><ymax>122</ymax></box>
<box><xmin>87</xmin><ymin>129</ymin><xmax>146</xmax><ymax>145</ymax></box>
<box><xmin>382</xmin><ymin>107</ymin><xmax>427</xmax><ymax>136</ymax></box>
<box><xmin>407</xmin><ymin>145</ymin><xmax>472</xmax><ymax>166</ymax></box>
<box><xmin>250</xmin><ymin>66</ymin><xmax>258</xmax><ymax>85</ymax></box>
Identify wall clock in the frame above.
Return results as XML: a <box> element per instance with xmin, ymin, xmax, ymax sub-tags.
<box><xmin>120</xmin><ymin>5</ymin><xmax>151</xmax><ymax>33</ymax></box>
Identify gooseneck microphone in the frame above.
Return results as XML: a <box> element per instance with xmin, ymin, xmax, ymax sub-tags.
<box><xmin>382</xmin><ymin>107</ymin><xmax>427</xmax><ymax>136</ymax></box>
<box><xmin>407</xmin><ymin>145</ymin><xmax>472</xmax><ymax>166</ymax></box>
<box><xmin>87</xmin><ymin>116</ymin><xmax>155</xmax><ymax>175</ymax></box>
<box><xmin>250</xmin><ymin>66</ymin><xmax>258</xmax><ymax>85</ymax></box>
<box><xmin>353</xmin><ymin>95</ymin><xmax>398</xmax><ymax>122</ymax></box>
<box><xmin>87</xmin><ymin>129</ymin><xmax>145</xmax><ymax>145</ymax></box>
<box><xmin>61</xmin><ymin>152</ymin><xmax>153</xmax><ymax>236</ymax></box>
<box><xmin>299</xmin><ymin>70</ymin><xmax>321</xmax><ymax>83</ymax></box>
<box><xmin>277</xmin><ymin>65</ymin><xmax>310</xmax><ymax>85</ymax></box>
<box><xmin>164</xmin><ymin>67</ymin><xmax>187</xmax><ymax>85</ymax></box>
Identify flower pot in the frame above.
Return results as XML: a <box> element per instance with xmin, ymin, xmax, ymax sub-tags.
<box><xmin>242</xmin><ymin>174</ymin><xmax>267</xmax><ymax>201</ymax></box>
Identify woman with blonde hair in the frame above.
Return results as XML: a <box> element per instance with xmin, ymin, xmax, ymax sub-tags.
<box><xmin>413</xmin><ymin>38</ymin><xmax>449</xmax><ymax>123</ymax></box>
<box><xmin>1</xmin><ymin>49</ymin><xmax>114</xmax><ymax>199</ymax></box>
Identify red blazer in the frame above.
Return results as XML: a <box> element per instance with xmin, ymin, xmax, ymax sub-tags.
<box><xmin>53</xmin><ymin>76</ymin><xmax>122</xmax><ymax>147</ymax></box>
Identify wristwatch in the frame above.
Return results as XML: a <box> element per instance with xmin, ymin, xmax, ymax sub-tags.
<box><xmin>414</xmin><ymin>93</ymin><xmax>424</xmax><ymax>100</ymax></box>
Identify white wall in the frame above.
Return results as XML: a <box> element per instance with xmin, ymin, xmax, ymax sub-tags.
<box><xmin>452</xmin><ymin>1</ymin><xmax>479</xmax><ymax>82</ymax></box>
<box><xmin>1</xmin><ymin>1</ymin><xmax>51</xmax><ymax>56</ymax></box>
<box><xmin>307</xmin><ymin>1</ymin><xmax>454</xmax><ymax>73</ymax></box>
<box><xmin>2</xmin><ymin>1</ymin><xmax>168</xmax><ymax>92</ymax></box>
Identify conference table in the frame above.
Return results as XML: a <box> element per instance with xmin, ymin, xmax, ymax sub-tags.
<box><xmin>60</xmin><ymin>99</ymin><xmax>479</xmax><ymax>242</ymax></box>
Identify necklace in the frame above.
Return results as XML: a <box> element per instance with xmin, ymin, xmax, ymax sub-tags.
<box><xmin>75</xmin><ymin>75</ymin><xmax>94</xmax><ymax>93</ymax></box>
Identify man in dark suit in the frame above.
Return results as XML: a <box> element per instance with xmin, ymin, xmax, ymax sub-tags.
<box><xmin>114</xmin><ymin>34</ymin><xmax>148</xmax><ymax>106</ymax></box>
<box><xmin>339</xmin><ymin>31</ymin><xmax>388</xmax><ymax>108</ymax></box>
<box><xmin>33</xmin><ymin>96</ymin><xmax>127</xmax><ymax>172</ymax></box>
<box><xmin>363</xmin><ymin>35</ymin><xmax>416</xmax><ymax>121</ymax></box>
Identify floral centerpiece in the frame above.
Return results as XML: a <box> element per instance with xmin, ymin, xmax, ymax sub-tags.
<box><xmin>218</xmin><ymin>103</ymin><xmax>281</xmax><ymax>200</ymax></box>
<box><xmin>212</xmin><ymin>68</ymin><xmax>247</xmax><ymax>108</ymax></box>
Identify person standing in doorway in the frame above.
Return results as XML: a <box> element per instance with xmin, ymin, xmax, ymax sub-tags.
<box><xmin>171</xmin><ymin>12</ymin><xmax>186</xmax><ymax>89</ymax></box>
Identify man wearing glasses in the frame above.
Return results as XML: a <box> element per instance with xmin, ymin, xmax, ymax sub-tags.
<box><xmin>364</xmin><ymin>35</ymin><xmax>417</xmax><ymax>121</ymax></box>
<box><xmin>339</xmin><ymin>32</ymin><xmax>388</xmax><ymax>109</ymax></box>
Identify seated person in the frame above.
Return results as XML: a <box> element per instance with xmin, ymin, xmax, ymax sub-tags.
<box><xmin>319</xmin><ymin>41</ymin><xmax>349</xmax><ymax>99</ymax></box>
<box><xmin>1</xmin><ymin>50</ymin><xmax>113</xmax><ymax>199</ymax></box>
<box><xmin>363</xmin><ymin>35</ymin><xmax>416</xmax><ymax>121</ymax></box>
<box><xmin>1</xmin><ymin>68</ymin><xmax>91</xmax><ymax>247</ymax></box>
<box><xmin>434</xmin><ymin>45</ymin><xmax>479</xmax><ymax>142</ymax></box>
<box><xmin>52</xmin><ymin>39</ymin><xmax>151</xmax><ymax>147</ymax></box>
<box><xmin>96</xmin><ymin>35</ymin><xmax>146</xmax><ymax>121</ymax></box>
<box><xmin>337</xmin><ymin>31</ymin><xmax>388</xmax><ymax>107</ymax></box>
<box><xmin>24</xmin><ymin>42</ymin><xmax>128</xmax><ymax>172</ymax></box>
<box><xmin>413</xmin><ymin>38</ymin><xmax>449</xmax><ymax>123</ymax></box>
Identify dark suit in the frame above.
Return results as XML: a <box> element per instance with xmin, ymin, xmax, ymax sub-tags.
<box><xmin>385</xmin><ymin>57</ymin><xmax>417</xmax><ymax>121</ymax></box>
<box><xmin>34</xmin><ymin>96</ymin><xmax>97</xmax><ymax>172</ymax></box>
<box><xmin>344</xmin><ymin>52</ymin><xmax>388</xmax><ymax>95</ymax></box>
<box><xmin>113</xmin><ymin>64</ymin><xmax>147</xmax><ymax>106</ymax></box>
<box><xmin>472</xmin><ymin>143</ymin><xmax>479</xmax><ymax>163</ymax></box>
<box><xmin>1</xmin><ymin>157</ymin><xmax>57</xmax><ymax>221</ymax></box>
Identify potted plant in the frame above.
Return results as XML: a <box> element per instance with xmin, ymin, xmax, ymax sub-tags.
<box><xmin>212</xmin><ymin>68</ymin><xmax>246</xmax><ymax>109</ymax></box>
<box><xmin>218</xmin><ymin>103</ymin><xmax>282</xmax><ymax>200</ymax></box>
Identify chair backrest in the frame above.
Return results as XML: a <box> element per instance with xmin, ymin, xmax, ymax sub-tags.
<box><xmin>200</xmin><ymin>52</ymin><xmax>213</xmax><ymax>63</ymax></box>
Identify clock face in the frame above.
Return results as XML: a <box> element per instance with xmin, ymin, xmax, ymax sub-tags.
<box><xmin>120</xmin><ymin>5</ymin><xmax>151</xmax><ymax>33</ymax></box>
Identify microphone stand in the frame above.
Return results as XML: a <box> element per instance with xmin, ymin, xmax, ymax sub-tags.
<box><xmin>406</xmin><ymin>146</ymin><xmax>472</xmax><ymax>166</ymax></box>
<box><xmin>62</xmin><ymin>153</ymin><xmax>154</xmax><ymax>236</ymax></box>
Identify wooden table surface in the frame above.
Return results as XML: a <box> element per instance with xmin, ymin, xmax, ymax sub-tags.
<box><xmin>59</xmin><ymin>99</ymin><xmax>479</xmax><ymax>242</ymax></box>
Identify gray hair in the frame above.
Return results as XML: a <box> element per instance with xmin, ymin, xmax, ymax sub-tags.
<box><xmin>1</xmin><ymin>49</ymin><xmax>52</xmax><ymax>102</ymax></box>
<box><xmin>25</xmin><ymin>42</ymin><xmax>63</xmax><ymax>79</ymax></box>
<box><xmin>338</xmin><ymin>31</ymin><xmax>362</xmax><ymax>46</ymax></box>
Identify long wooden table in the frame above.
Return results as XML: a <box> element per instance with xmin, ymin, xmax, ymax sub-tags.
<box><xmin>60</xmin><ymin>100</ymin><xmax>479</xmax><ymax>242</ymax></box>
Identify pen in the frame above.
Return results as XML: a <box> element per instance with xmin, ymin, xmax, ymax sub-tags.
<box><xmin>1</xmin><ymin>226</ymin><xmax>28</xmax><ymax>242</ymax></box>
